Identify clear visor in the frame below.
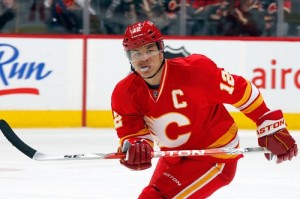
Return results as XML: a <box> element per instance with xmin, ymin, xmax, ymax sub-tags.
<box><xmin>127</xmin><ymin>48</ymin><xmax>162</xmax><ymax>63</ymax></box>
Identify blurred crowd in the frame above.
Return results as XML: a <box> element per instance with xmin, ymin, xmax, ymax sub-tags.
<box><xmin>1</xmin><ymin>0</ymin><xmax>300</xmax><ymax>37</ymax></box>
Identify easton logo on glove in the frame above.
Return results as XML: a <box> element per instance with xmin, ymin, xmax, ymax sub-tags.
<box><xmin>256</xmin><ymin>118</ymin><xmax>286</xmax><ymax>137</ymax></box>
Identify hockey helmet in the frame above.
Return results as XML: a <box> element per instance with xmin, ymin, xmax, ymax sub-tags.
<box><xmin>122</xmin><ymin>20</ymin><xmax>164</xmax><ymax>51</ymax></box>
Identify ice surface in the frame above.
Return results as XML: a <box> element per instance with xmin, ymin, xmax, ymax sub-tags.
<box><xmin>0</xmin><ymin>128</ymin><xmax>299</xmax><ymax>199</ymax></box>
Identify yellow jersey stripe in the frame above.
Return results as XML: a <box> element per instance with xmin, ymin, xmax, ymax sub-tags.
<box><xmin>174</xmin><ymin>163</ymin><xmax>225</xmax><ymax>199</ymax></box>
<box><xmin>241</xmin><ymin>94</ymin><xmax>264</xmax><ymax>114</ymax></box>
<box><xmin>208</xmin><ymin>123</ymin><xmax>238</xmax><ymax>148</ymax></box>
<box><xmin>232</xmin><ymin>81</ymin><xmax>252</xmax><ymax>108</ymax></box>
<box><xmin>207</xmin><ymin>123</ymin><xmax>240</xmax><ymax>160</ymax></box>
<box><xmin>235</xmin><ymin>83</ymin><xmax>260</xmax><ymax>110</ymax></box>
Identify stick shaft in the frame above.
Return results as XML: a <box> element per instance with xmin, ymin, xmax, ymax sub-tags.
<box><xmin>152</xmin><ymin>147</ymin><xmax>270</xmax><ymax>158</ymax></box>
<box><xmin>0</xmin><ymin>119</ymin><xmax>270</xmax><ymax>161</ymax></box>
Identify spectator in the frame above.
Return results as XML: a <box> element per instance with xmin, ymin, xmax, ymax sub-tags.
<box><xmin>184</xmin><ymin>0</ymin><xmax>222</xmax><ymax>35</ymax></box>
<box><xmin>29</xmin><ymin>0</ymin><xmax>46</xmax><ymax>22</ymax></box>
<box><xmin>104</xmin><ymin>0</ymin><xmax>140</xmax><ymax>34</ymax></box>
<box><xmin>223</xmin><ymin>0</ymin><xmax>265</xmax><ymax>36</ymax></box>
<box><xmin>159</xmin><ymin>0</ymin><xmax>184</xmax><ymax>35</ymax></box>
<box><xmin>262</xmin><ymin>0</ymin><xmax>292</xmax><ymax>36</ymax></box>
<box><xmin>103</xmin><ymin>0</ymin><xmax>122</xmax><ymax>34</ymax></box>
<box><xmin>0</xmin><ymin>0</ymin><xmax>16</xmax><ymax>32</ymax></box>
<box><xmin>70</xmin><ymin>0</ymin><xmax>104</xmax><ymax>33</ymax></box>
<box><xmin>202</xmin><ymin>0</ymin><xmax>229</xmax><ymax>36</ymax></box>
<box><xmin>122</xmin><ymin>0</ymin><xmax>138</xmax><ymax>26</ymax></box>
<box><xmin>186</xmin><ymin>0</ymin><xmax>209</xmax><ymax>35</ymax></box>
<box><xmin>140</xmin><ymin>0</ymin><xmax>170</xmax><ymax>34</ymax></box>
<box><xmin>45</xmin><ymin>0</ymin><xmax>81</xmax><ymax>33</ymax></box>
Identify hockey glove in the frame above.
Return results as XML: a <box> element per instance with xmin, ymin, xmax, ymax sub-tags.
<box><xmin>256</xmin><ymin>110</ymin><xmax>298</xmax><ymax>164</ymax></box>
<box><xmin>119</xmin><ymin>138</ymin><xmax>153</xmax><ymax>170</ymax></box>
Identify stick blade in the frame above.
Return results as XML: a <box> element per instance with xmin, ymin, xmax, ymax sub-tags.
<box><xmin>0</xmin><ymin>119</ymin><xmax>37</xmax><ymax>158</ymax></box>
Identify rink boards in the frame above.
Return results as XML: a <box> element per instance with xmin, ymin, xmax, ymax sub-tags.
<box><xmin>0</xmin><ymin>35</ymin><xmax>299</xmax><ymax>129</ymax></box>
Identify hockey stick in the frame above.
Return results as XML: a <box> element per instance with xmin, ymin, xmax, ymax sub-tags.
<box><xmin>0</xmin><ymin>119</ymin><xmax>271</xmax><ymax>161</ymax></box>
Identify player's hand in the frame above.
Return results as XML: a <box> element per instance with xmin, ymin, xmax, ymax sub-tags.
<box><xmin>257</xmin><ymin>110</ymin><xmax>298</xmax><ymax>164</ymax></box>
<box><xmin>119</xmin><ymin>138</ymin><xmax>153</xmax><ymax>170</ymax></box>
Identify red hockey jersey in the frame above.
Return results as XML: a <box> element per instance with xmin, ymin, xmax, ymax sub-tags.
<box><xmin>111</xmin><ymin>54</ymin><xmax>269</xmax><ymax>162</ymax></box>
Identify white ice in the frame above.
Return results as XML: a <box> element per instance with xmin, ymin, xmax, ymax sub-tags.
<box><xmin>0</xmin><ymin>128</ymin><xmax>299</xmax><ymax>199</ymax></box>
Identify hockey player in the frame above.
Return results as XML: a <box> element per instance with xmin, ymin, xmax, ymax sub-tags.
<box><xmin>111</xmin><ymin>20</ymin><xmax>298</xmax><ymax>199</ymax></box>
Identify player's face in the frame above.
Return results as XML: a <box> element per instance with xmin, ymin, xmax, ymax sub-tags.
<box><xmin>130</xmin><ymin>43</ymin><xmax>164</xmax><ymax>79</ymax></box>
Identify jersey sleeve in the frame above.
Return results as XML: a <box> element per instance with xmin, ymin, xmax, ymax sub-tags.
<box><xmin>223</xmin><ymin>74</ymin><xmax>270</xmax><ymax>122</ymax></box>
<box><xmin>192</xmin><ymin>54</ymin><xmax>270</xmax><ymax>123</ymax></box>
<box><xmin>111</xmin><ymin>77</ymin><xmax>153</xmax><ymax>147</ymax></box>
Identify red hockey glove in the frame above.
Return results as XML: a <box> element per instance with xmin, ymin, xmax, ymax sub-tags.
<box><xmin>256</xmin><ymin>110</ymin><xmax>298</xmax><ymax>164</ymax></box>
<box><xmin>119</xmin><ymin>138</ymin><xmax>153</xmax><ymax>170</ymax></box>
